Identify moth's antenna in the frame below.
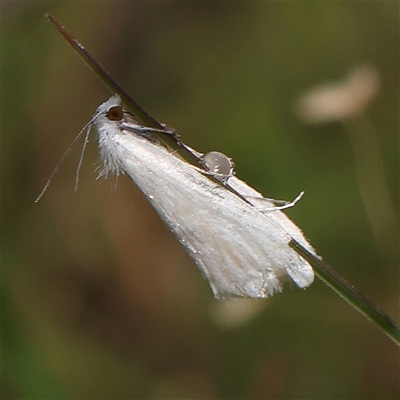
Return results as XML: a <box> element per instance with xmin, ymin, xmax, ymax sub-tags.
<box><xmin>35</xmin><ymin>115</ymin><xmax>97</xmax><ymax>203</ymax></box>
<box><xmin>74</xmin><ymin>124</ymin><xmax>91</xmax><ymax>192</ymax></box>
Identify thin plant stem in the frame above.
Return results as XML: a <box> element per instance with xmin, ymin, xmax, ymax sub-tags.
<box><xmin>46</xmin><ymin>14</ymin><xmax>163</xmax><ymax>129</ymax></box>
<box><xmin>290</xmin><ymin>239</ymin><xmax>400</xmax><ymax>346</ymax></box>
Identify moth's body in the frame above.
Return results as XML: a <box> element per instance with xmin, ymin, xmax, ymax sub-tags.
<box><xmin>94</xmin><ymin>95</ymin><xmax>315</xmax><ymax>299</ymax></box>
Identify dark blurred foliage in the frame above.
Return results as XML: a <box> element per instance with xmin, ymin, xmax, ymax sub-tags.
<box><xmin>2</xmin><ymin>2</ymin><xmax>399</xmax><ymax>399</ymax></box>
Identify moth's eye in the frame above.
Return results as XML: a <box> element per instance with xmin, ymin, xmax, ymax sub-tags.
<box><xmin>107</xmin><ymin>106</ymin><xmax>124</xmax><ymax>121</ymax></box>
<box><xmin>202</xmin><ymin>151</ymin><xmax>233</xmax><ymax>176</ymax></box>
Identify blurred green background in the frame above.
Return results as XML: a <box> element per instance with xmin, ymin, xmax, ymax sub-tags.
<box><xmin>3</xmin><ymin>2</ymin><xmax>399</xmax><ymax>399</ymax></box>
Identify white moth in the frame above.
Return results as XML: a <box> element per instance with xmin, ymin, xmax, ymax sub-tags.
<box><xmin>94</xmin><ymin>95</ymin><xmax>315</xmax><ymax>299</ymax></box>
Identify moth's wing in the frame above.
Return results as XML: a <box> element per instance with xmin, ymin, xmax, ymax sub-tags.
<box><xmin>100</xmin><ymin>124</ymin><xmax>314</xmax><ymax>298</ymax></box>
<box><xmin>228</xmin><ymin>178</ymin><xmax>316</xmax><ymax>289</ymax></box>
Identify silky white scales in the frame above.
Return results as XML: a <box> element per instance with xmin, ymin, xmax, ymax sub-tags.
<box><xmin>94</xmin><ymin>95</ymin><xmax>315</xmax><ymax>299</ymax></box>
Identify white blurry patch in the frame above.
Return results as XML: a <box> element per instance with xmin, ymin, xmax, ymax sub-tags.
<box><xmin>210</xmin><ymin>299</ymin><xmax>266</xmax><ymax>328</ymax></box>
<box><xmin>94</xmin><ymin>95</ymin><xmax>315</xmax><ymax>299</ymax></box>
<box><xmin>295</xmin><ymin>65</ymin><xmax>380</xmax><ymax>123</ymax></box>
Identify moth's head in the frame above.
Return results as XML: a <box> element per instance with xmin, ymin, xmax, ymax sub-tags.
<box><xmin>94</xmin><ymin>95</ymin><xmax>124</xmax><ymax>123</ymax></box>
<box><xmin>95</xmin><ymin>95</ymin><xmax>122</xmax><ymax>115</ymax></box>
<box><xmin>93</xmin><ymin>95</ymin><xmax>128</xmax><ymax>178</ymax></box>
<box><xmin>94</xmin><ymin>95</ymin><xmax>142</xmax><ymax>131</ymax></box>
